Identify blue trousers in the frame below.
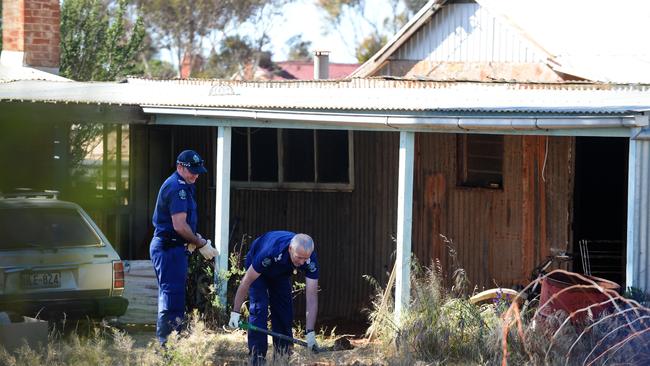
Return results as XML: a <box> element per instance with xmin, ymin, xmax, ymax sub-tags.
<box><xmin>248</xmin><ymin>274</ymin><xmax>293</xmax><ymax>362</ymax></box>
<box><xmin>150</xmin><ymin>237</ymin><xmax>188</xmax><ymax>345</ymax></box>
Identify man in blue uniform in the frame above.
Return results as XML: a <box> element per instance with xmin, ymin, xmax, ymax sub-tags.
<box><xmin>228</xmin><ymin>231</ymin><xmax>319</xmax><ymax>364</ymax></box>
<box><xmin>150</xmin><ymin>149</ymin><xmax>218</xmax><ymax>345</ymax></box>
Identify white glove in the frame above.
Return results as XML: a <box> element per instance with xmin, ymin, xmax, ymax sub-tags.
<box><xmin>198</xmin><ymin>239</ymin><xmax>218</xmax><ymax>260</ymax></box>
<box><xmin>228</xmin><ymin>311</ymin><xmax>241</xmax><ymax>329</ymax></box>
<box><xmin>306</xmin><ymin>330</ymin><xmax>317</xmax><ymax>350</ymax></box>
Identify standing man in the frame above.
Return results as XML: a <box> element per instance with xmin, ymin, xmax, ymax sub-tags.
<box><xmin>229</xmin><ymin>231</ymin><xmax>319</xmax><ymax>364</ymax></box>
<box><xmin>150</xmin><ymin>149</ymin><xmax>218</xmax><ymax>345</ymax></box>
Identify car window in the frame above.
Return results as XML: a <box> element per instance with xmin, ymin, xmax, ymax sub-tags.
<box><xmin>0</xmin><ymin>207</ymin><xmax>101</xmax><ymax>250</ymax></box>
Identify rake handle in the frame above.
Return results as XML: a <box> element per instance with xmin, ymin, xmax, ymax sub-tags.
<box><xmin>239</xmin><ymin>321</ymin><xmax>310</xmax><ymax>348</ymax></box>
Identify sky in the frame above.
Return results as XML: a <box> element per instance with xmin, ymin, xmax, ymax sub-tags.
<box><xmin>160</xmin><ymin>0</ymin><xmax>398</xmax><ymax>66</ymax></box>
<box><xmin>261</xmin><ymin>0</ymin><xmax>393</xmax><ymax>64</ymax></box>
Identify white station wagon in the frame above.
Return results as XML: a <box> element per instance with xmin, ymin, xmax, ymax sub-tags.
<box><xmin>0</xmin><ymin>192</ymin><xmax>128</xmax><ymax>319</ymax></box>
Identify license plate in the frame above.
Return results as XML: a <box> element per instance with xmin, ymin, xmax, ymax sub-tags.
<box><xmin>21</xmin><ymin>271</ymin><xmax>61</xmax><ymax>289</ymax></box>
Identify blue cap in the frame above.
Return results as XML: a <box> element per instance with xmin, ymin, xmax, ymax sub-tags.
<box><xmin>176</xmin><ymin>150</ymin><xmax>207</xmax><ymax>174</ymax></box>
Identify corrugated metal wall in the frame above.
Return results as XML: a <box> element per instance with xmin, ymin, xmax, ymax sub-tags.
<box><xmin>130</xmin><ymin>125</ymin><xmax>216</xmax><ymax>259</ymax></box>
<box><xmin>627</xmin><ymin>137</ymin><xmax>650</xmax><ymax>290</ymax></box>
<box><xmin>229</xmin><ymin>131</ymin><xmax>399</xmax><ymax>320</ymax></box>
<box><xmin>397</xmin><ymin>2</ymin><xmax>546</xmax><ymax>63</ymax></box>
<box><xmin>412</xmin><ymin>133</ymin><xmax>574</xmax><ymax>289</ymax></box>
<box><xmin>133</xmin><ymin>126</ymin><xmax>575</xmax><ymax>320</ymax></box>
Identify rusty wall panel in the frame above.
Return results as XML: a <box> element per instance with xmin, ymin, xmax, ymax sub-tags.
<box><xmin>230</xmin><ymin>131</ymin><xmax>399</xmax><ymax>320</ymax></box>
<box><xmin>413</xmin><ymin>133</ymin><xmax>574</xmax><ymax>290</ymax></box>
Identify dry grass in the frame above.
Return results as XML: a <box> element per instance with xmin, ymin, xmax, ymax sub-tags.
<box><xmin>0</xmin><ymin>315</ymin><xmax>251</xmax><ymax>366</ymax></box>
<box><xmin>364</xmin><ymin>258</ymin><xmax>650</xmax><ymax>365</ymax></box>
<box><xmin>5</xmin><ymin>264</ymin><xmax>650</xmax><ymax>365</ymax></box>
<box><xmin>0</xmin><ymin>314</ymin><xmax>387</xmax><ymax>365</ymax></box>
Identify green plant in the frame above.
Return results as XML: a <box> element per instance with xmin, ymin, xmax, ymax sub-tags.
<box><xmin>60</xmin><ymin>0</ymin><xmax>145</xmax><ymax>81</ymax></box>
<box><xmin>395</xmin><ymin>263</ymin><xmax>489</xmax><ymax>364</ymax></box>
<box><xmin>492</xmin><ymin>288</ymin><xmax>513</xmax><ymax>316</ymax></box>
<box><xmin>623</xmin><ymin>286</ymin><xmax>650</xmax><ymax>306</ymax></box>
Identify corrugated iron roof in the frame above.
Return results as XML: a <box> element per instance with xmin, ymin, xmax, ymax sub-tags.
<box><xmin>0</xmin><ymin>64</ymin><xmax>70</xmax><ymax>82</ymax></box>
<box><xmin>2</xmin><ymin>78</ymin><xmax>650</xmax><ymax>115</ymax></box>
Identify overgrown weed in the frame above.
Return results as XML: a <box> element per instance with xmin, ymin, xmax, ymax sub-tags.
<box><xmin>0</xmin><ymin>314</ymin><xmax>244</xmax><ymax>366</ymax></box>
<box><xmin>365</xmin><ymin>238</ymin><xmax>650</xmax><ymax>365</ymax></box>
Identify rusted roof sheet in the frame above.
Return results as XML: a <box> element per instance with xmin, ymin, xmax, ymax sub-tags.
<box><xmin>1</xmin><ymin>78</ymin><xmax>650</xmax><ymax>115</ymax></box>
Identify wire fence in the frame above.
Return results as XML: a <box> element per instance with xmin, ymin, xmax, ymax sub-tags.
<box><xmin>501</xmin><ymin>269</ymin><xmax>650</xmax><ymax>366</ymax></box>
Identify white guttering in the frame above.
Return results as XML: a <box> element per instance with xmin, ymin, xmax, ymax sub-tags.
<box><xmin>143</xmin><ymin>106</ymin><xmax>643</xmax><ymax>133</ymax></box>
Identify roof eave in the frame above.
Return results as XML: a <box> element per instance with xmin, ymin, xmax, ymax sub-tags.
<box><xmin>144</xmin><ymin>105</ymin><xmax>644</xmax><ymax>137</ymax></box>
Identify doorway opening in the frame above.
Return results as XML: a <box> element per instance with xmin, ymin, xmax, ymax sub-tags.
<box><xmin>572</xmin><ymin>137</ymin><xmax>628</xmax><ymax>286</ymax></box>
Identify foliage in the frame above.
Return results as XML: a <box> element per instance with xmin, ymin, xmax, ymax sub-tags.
<box><xmin>137</xmin><ymin>0</ymin><xmax>286</xmax><ymax>76</ymax></box>
<box><xmin>287</xmin><ymin>35</ymin><xmax>313</xmax><ymax>61</ymax></box>
<box><xmin>394</xmin><ymin>263</ymin><xmax>490</xmax><ymax>364</ymax></box>
<box><xmin>0</xmin><ymin>316</ymin><xmax>246</xmax><ymax>366</ymax></box>
<box><xmin>364</xmin><ymin>244</ymin><xmax>650</xmax><ymax>365</ymax></box>
<box><xmin>134</xmin><ymin>58</ymin><xmax>177</xmax><ymax>79</ymax></box>
<box><xmin>186</xmin><ymin>234</ymin><xmax>251</xmax><ymax>324</ymax></box>
<box><xmin>67</xmin><ymin>123</ymin><xmax>104</xmax><ymax>175</ymax></box>
<box><xmin>355</xmin><ymin>34</ymin><xmax>387</xmax><ymax>63</ymax></box>
<box><xmin>132</xmin><ymin>33</ymin><xmax>178</xmax><ymax>78</ymax></box>
<box><xmin>316</xmin><ymin>0</ymin><xmax>425</xmax><ymax>62</ymax></box>
<box><xmin>491</xmin><ymin>288</ymin><xmax>513</xmax><ymax>316</ymax></box>
<box><xmin>623</xmin><ymin>286</ymin><xmax>650</xmax><ymax>306</ymax></box>
<box><xmin>194</xmin><ymin>35</ymin><xmax>257</xmax><ymax>79</ymax></box>
<box><xmin>60</xmin><ymin>0</ymin><xmax>145</xmax><ymax>81</ymax></box>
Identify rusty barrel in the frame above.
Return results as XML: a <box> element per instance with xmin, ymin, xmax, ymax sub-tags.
<box><xmin>538</xmin><ymin>270</ymin><xmax>620</xmax><ymax>322</ymax></box>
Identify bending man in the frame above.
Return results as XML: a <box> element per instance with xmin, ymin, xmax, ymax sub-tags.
<box><xmin>229</xmin><ymin>231</ymin><xmax>319</xmax><ymax>364</ymax></box>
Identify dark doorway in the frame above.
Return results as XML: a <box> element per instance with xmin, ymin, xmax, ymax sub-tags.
<box><xmin>572</xmin><ymin>137</ymin><xmax>628</xmax><ymax>286</ymax></box>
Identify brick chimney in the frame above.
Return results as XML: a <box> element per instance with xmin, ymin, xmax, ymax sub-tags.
<box><xmin>180</xmin><ymin>52</ymin><xmax>192</xmax><ymax>79</ymax></box>
<box><xmin>1</xmin><ymin>0</ymin><xmax>60</xmax><ymax>74</ymax></box>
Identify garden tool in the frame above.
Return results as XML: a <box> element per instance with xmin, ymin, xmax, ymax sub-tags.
<box><xmin>238</xmin><ymin>321</ymin><xmax>325</xmax><ymax>353</ymax></box>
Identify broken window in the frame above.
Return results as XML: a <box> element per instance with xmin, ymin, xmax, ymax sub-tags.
<box><xmin>231</xmin><ymin>128</ymin><xmax>353</xmax><ymax>191</ymax></box>
<box><xmin>457</xmin><ymin>133</ymin><xmax>503</xmax><ymax>189</ymax></box>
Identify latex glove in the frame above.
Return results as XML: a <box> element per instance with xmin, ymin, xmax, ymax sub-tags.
<box><xmin>199</xmin><ymin>239</ymin><xmax>218</xmax><ymax>260</ymax></box>
<box><xmin>306</xmin><ymin>330</ymin><xmax>317</xmax><ymax>351</ymax></box>
<box><xmin>228</xmin><ymin>311</ymin><xmax>241</xmax><ymax>329</ymax></box>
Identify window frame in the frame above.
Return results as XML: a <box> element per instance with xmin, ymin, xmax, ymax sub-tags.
<box><xmin>457</xmin><ymin>133</ymin><xmax>504</xmax><ymax>190</ymax></box>
<box><xmin>231</xmin><ymin>128</ymin><xmax>355</xmax><ymax>192</ymax></box>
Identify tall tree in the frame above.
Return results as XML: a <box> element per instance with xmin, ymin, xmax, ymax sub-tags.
<box><xmin>316</xmin><ymin>0</ymin><xmax>427</xmax><ymax>62</ymax></box>
<box><xmin>137</xmin><ymin>0</ymin><xmax>288</xmax><ymax>76</ymax></box>
<box><xmin>60</xmin><ymin>0</ymin><xmax>145</xmax><ymax>81</ymax></box>
<box><xmin>196</xmin><ymin>35</ymin><xmax>257</xmax><ymax>79</ymax></box>
<box><xmin>60</xmin><ymin>0</ymin><xmax>145</xmax><ymax>179</ymax></box>
<box><xmin>286</xmin><ymin>35</ymin><xmax>312</xmax><ymax>61</ymax></box>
